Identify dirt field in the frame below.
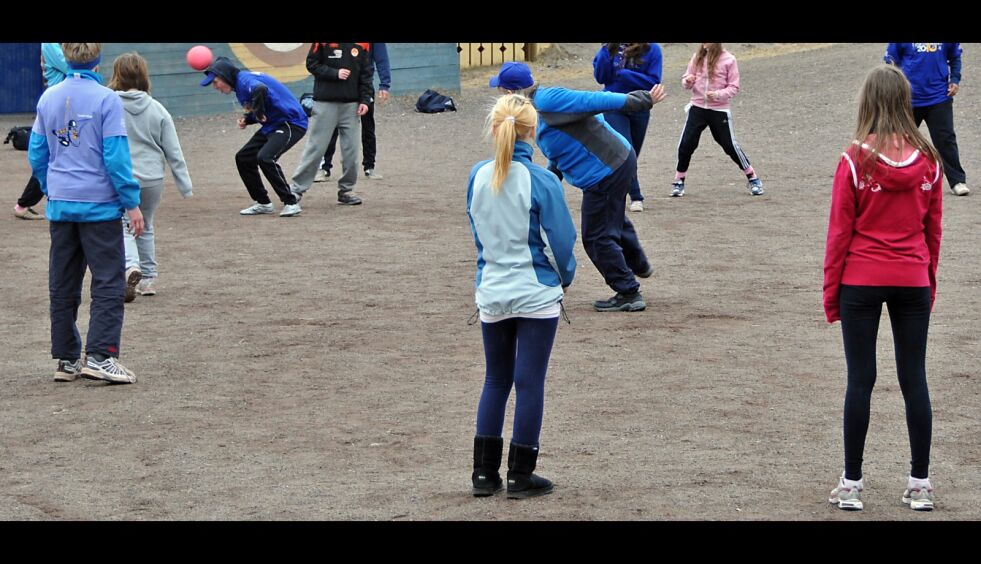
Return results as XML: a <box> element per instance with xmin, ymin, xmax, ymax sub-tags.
<box><xmin>1</xmin><ymin>43</ymin><xmax>978</xmax><ymax>521</ymax></box>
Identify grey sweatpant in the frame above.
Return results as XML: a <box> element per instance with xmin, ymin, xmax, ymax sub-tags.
<box><xmin>123</xmin><ymin>180</ymin><xmax>163</xmax><ymax>278</ymax></box>
<box><xmin>290</xmin><ymin>100</ymin><xmax>361</xmax><ymax>197</ymax></box>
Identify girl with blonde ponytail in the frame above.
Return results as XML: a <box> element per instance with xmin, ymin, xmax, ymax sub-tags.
<box><xmin>466</xmin><ymin>93</ymin><xmax>577</xmax><ymax>500</ymax></box>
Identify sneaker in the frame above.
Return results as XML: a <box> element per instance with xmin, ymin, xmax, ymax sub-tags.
<box><xmin>951</xmin><ymin>183</ymin><xmax>970</xmax><ymax>196</ymax></box>
<box><xmin>14</xmin><ymin>205</ymin><xmax>45</xmax><ymax>220</ymax></box>
<box><xmin>902</xmin><ymin>481</ymin><xmax>935</xmax><ymax>511</ymax></box>
<box><xmin>671</xmin><ymin>181</ymin><xmax>685</xmax><ymax>197</ymax></box>
<box><xmin>593</xmin><ymin>291</ymin><xmax>646</xmax><ymax>312</ymax></box>
<box><xmin>637</xmin><ymin>264</ymin><xmax>654</xmax><ymax>278</ymax></box>
<box><xmin>280</xmin><ymin>203</ymin><xmax>302</xmax><ymax>217</ymax></box>
<box><xmin>364</xmin><ymin>168</ymin><xmax>383</xmax><ymax>180</ymax></box>
<box><xmin>748</xmin><ymin>177</ymin><xmax>764</xmax><ymax>196</ymax></box>
<box><xmin>337</xmin><ymin>193</ymin><xmax>362</xmax><ymax>205</ymax></box>
<box><xmin>314</xmin><ymin>169</ymin><xmax>330</xmax><ymax>183</ymax></box>
<box><xmin>240</xmin><ymin>202</ymin><xmax>275</xmax><ymax>215</ymax></box>
<box><xmin>54</xmin><ymin>359</ymin><xmax>83</xmax><ymax>382</ymax></box>
<box><xmin>137</xmin><ymin>278</ymin><xmax>156</xmax><ymax>296</ymax></box>
<box><xmin>125</xmin><ymin>267</ymin><xmax>142</xmax><ymax>304</ymax></box>
<box><xmin>80</xmin><ymin>356</ymin><xmax>136</xmax><ymax>384</ymax></box>
<box><xmin>829</xmin><ymin>474</ymin><xmax>864</xmax><ymax>511</ymax></box>
<box><xmin>629</xmin><ymin>200</ymin><xmax>643</xmax><ymax>212</ymax></box>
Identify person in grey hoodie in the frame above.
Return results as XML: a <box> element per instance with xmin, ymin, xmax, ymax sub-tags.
<box><xmin>108</xmin><ymin>52</ymin><xmax>193</xmax><ymax>300</ymax></box>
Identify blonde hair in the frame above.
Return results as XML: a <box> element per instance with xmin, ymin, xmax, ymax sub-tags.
<box><xmin>484</xmin><ymin>94</ymin><xmax>538</xmax><ymax>192</ymax></box>
<box><xmin>107</xmin><ymin>52</ymin><xmax>151</xmax><ymax>93</ymax></box>
<box><xmin>61</xmin><ymin>43</ymin><xmax>102</xmax><ymax>65</ymax></box>
<box><xmin>853</xmin><ymin>64</ymin><xmax>941</xmax><ymax>179</ymax></box>
<box><xmin>693</xmin><ymin>43</ymin><xmax>723</xmax><ymax>76</ymax></box>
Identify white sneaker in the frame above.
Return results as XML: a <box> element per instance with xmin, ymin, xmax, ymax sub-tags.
<box><xmin>829</xmin><ymin>474</ymin><xmax>864</xmax><ymax>510</ymax></box>
<box><xmin>629</xmin><ymin>200</ymin><xmax>643</xmax><ymax>212</ymax></box>
<box><xmin>280</xmin><ymin>203</ymin><xmax>302</xmax><ymax>217</ymax></box>
<box><xmin>902</xmin><ymin>479</ymin><xmax>935</xmax><ymax>511</ymax></box>
<box><xmin>125</xmin><ymin>267</ymin><xmax>142</xmax><ymax>304</ymax></box>
<box><xmin>240</xmin><ymin>202</ymin><xmax>274</xmax><ymax>215</ymax></box>
<box><xmin>137</xmin><ymin>278</ymin><xmax>156</xmax><ymax>296</ymax></box>
<box><xmin>80</xmin><ymin>356</ymin><xmax>136</xmax><ymax>384</ymax></box>
<box><xmin>364</xmin><ymin>168</ymin><xmax>383</xmax><ymax>180</ymax></box>
<box><xmin>313</xmin><ymin>169</ymin><xmax>330</xmax><ymax>183</ymax></box>
<box><xmin>952</xmin><ymin>183</ymin><xmax>970</xmax><ymax>196</ymax></box>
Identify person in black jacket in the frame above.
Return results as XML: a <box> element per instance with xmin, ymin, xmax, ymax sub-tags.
<box><xmin>289</xmin><ymin>43</ymin><xmax>372</xmax><ymax>205</ymax></box>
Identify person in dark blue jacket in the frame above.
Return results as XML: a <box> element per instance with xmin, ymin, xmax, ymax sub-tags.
<box><xmin>491</xmin><ymin>62</ymin><xmax>666</xmax><ymax>312</ymax></box>
<box><xmin>316</xmin><ymin>43</ymin><xmax>391</xmax><ymax>181</ymax></box>
<box><xmin>885</xmin><ymin>43</ymin><xmax>969</xmax><ymax>196</ymax></box>
<box><xmin>201</xmin><ymin>56</ymin><xmax>309</xmax><ymax>216</ymax></box>
<box><xmin>593</xmin><ymin>43</ymin><xmax>662</xmax><ymax>211</ymax></box>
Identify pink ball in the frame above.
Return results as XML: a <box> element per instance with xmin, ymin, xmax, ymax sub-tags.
<box><xmin>186</xmin><ymin>45</ymin><xmax>213</xmax><ymax>71</ymax></box>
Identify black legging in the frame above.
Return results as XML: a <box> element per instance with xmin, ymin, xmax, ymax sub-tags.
<box><xmin>839</xmin><ymin>285</ymin><xmax>933</xmax><ymax>480</ymax></box>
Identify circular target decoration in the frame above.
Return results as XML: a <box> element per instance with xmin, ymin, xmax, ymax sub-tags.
<box><xmin>227</xmin><ymin>43</ymin><xmax>311</xmax><ymax>83</ymax></box>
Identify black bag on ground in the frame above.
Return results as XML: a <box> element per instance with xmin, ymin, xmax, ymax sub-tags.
<box><xmin>415</xmin><ymin>89</ymin><xmax>456</xmax><ymax>113</ymax></box>
<box><xmin>4</xmin><ymin>126</ymin><xmax>32</xmax><ymax>151</ymax></box>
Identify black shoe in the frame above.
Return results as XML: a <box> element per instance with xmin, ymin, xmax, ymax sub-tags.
<box><xmin>337</xmin><ymin>193</ymin><xmax>362</xmax><ymax>205</ymax></box>
<box><xmin>636</xmin><ymin>264</ymin><xmax>654</xmax><ymax>278</ymax></box>
<box><xmin>593</xmin><ymin>291</ymin><xmax>646</xmax><ymax>312</ymax></box>
<box><xmin>506</xmin><ymin>442</ymin><xmax>553</xmax><ymax>499</ymax></box>
<box><xmin>472</xmin><ymin>435</ymin><xmax>504</xmax><ymax>497</ymax></box>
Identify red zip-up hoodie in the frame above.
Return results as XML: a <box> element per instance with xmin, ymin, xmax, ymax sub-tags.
<box><xmin>823</xmin><ymin>137</ymin><xmax>943</xmax><ymax>323</ymax></box>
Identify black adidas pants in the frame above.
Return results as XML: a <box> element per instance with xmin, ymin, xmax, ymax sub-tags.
<box><xmin>676</xmin><ymin>105</ymin><xmax>751</xmax><ymax>173</ymax></box>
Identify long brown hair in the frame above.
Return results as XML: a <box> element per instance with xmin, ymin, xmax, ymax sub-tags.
<box><xmin>852</xmin><ymin>64</ymin><xmax>941</xmax><ymax>179</ymax></box>
<box><xmin>605</xmin><ymin>43</ymin><xmax>651</xmax><ymax>67</ymax></box>
<box><xmin>692</xmin><ymin>43</ymin><xmax>723</xmax><ymax>76</ymax></box>
<box><xmin>484</xmin><ymin>94</ymin><xmax>538</xmax><ymax>192</ymax></box>
<box><xmin>107</xmin><ymin>52</ymin><xmax>151</xmax><ymax>93</ymax></box>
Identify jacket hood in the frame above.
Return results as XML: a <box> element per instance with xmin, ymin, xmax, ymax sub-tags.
<box><xmin>201</xmin><ymin>56</ymin><xmax>239</xmax><ymax>87</ymax></box>
<box><xmin>850</xmin><ymin>139</ymin><xmax>939</xmax><ymax>193</ymax></box>
<box><xmin>117</xmin><ymin>90</ymin><xmax>152</xmax><ymax>115</ymax></box>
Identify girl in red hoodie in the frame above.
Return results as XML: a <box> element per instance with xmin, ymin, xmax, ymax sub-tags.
<box><xmin>824</xmin><ymin>64</ymin><xmax>942</xmax><ymax>512</ymax></box>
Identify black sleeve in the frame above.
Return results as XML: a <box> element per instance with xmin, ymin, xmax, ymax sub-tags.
<box><xmin>358</xmin><ymin>48</ymin><xmax>373</xmax><ymax>105</ymax></box>
<box><xmin>250</xmin><ymin>84</ymin><xmax>269</xmax><ymax>121</ymax></box>
<box><xmin>306</xmin><ymin>43</ymin><xmax>339</xmax><ymax>80</ymax></box>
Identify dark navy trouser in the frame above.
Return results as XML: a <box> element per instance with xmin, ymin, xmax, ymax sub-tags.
<box><xmin>49</xmin><ymin>220</ymin><xmax>126</xmax><ymax>360</ymax></box>
<box><xmin>476</xmin><ymin>317</ymin><xmax>559</xmax><ymax>446</ymax></box>
<box><xmin>580</xmin><ymin>152</ymin><xmax>650</xmax><ymax>295</ymax></box>
<box><xmin>840</xmin><ymin>285</ymin><xmax>933</xmax><ymax>480</ymax></box>
<box><xmin>604</xmin><ymin>109</ymin><xmax>651</xmax><ymax>202</ymax></box>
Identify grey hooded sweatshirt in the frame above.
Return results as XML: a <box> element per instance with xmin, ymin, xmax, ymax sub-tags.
<box><xmin>116</xmin><ymin>90</ymin><xmax>193</xmax><ymax>197</ymax></box>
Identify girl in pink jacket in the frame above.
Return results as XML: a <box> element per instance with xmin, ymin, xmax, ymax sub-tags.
<box><xmin>671</xmin><ymin>43</ymin><xmax>763</xmax><ymax>197</ymax></box>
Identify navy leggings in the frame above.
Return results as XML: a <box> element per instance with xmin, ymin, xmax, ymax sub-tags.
<box><xmin>475</xmin><ymin>316</ymin><xmax>559</xmax><ymax>446</ymax></box>
<box><xmin>840</xmin><ymin>285</ymin><xmax>933</xmax><ymax>480</ymax></box>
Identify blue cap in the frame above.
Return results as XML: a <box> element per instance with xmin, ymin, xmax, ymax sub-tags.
<box><xmin>200</xmin><ymin>71</ymin><xmax>217</xmax><ymax>87</ymax></box>
<box><xmin>489</xmin><ymin>61</ymin><xmax>534</xmax><ymax>90</ymax></box>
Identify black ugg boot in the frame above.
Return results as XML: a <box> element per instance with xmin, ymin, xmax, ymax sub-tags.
<box><xmin>506</xmin><ymin>442</ymin><xmax>554</xmax><ymax>499</ymax></box>
<box><xmin>472</xmin><ymin>435</ymin><xmax>504</xmax><ymax>497</ymax></box>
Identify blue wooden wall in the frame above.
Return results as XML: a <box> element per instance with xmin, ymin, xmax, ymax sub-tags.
<box><xmin>0</xmin><ymin>43</ymin><xmax>43</xmax><ymax>114</ymax></box>
<box><xmin>1</xmin><ymin>43</ymin><xmax>460</xmax><ymax>117</ymax></box>
<box><xmin>100</xmin><ymin>43</ymin><xmax>461</xmax><ymax>118</ymax></box>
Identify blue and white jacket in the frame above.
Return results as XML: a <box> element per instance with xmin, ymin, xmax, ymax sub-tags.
<box><xmin>467</xmin><ymin>141</ymin><xmax>577</xmax><ymax>317</ymax></box>
<box><xmin>884</xmin><ymin>43</ymin><xmax>962</xmax><ymax>108</ymax></box>
<box><xmin>593</xmin><ymin>43</ymin><xmax>662</xmax><ymax>95</ymax></box>
<box><xmin>531</xmin><ymin>87</ymin><xmax>653</xmax><ymax>190</ymax></box>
